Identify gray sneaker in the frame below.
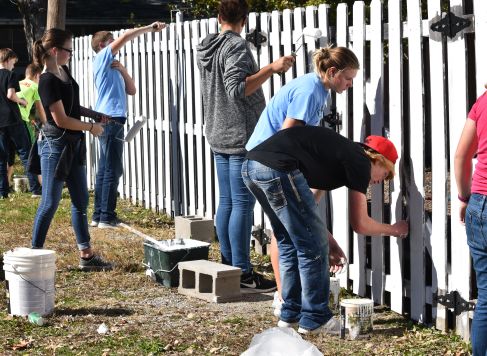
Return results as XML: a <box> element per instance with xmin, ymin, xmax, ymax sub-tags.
<box><xmin>79</xmin><ymin>255</ymin><xmax>113</xmax><ymax>272</ymax></box>
<box><xmin>298</xmin><ymin>317</ymin><xmax>340</xmax><ymax>335</ymax></box>
<box><xmin>98</xmin><ymin>218</ymin><xmax>122</xmax><ymax>229</ymax></box>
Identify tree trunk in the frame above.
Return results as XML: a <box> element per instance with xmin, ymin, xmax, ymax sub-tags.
<box><xmin>46</xmin><ymin>0</ymin><xmax>66</xmax><ymax>30</ymax></box>
<box><xmin>16</xmin><ymin>0</ymin><xmax>47</xmax><ymax>60</ymax></box>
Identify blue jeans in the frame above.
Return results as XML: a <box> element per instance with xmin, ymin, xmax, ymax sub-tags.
<box><xmin>0</xmin><ymin>122</ymin><xmax>41</xmax><ymax>197</ymax></box>
<box><xmin>32</xmin><ymin>137</ymin><xmax>91</xmax><ymax>251</ymax></box>
<box><xmin>214</xmin><ymin>152</ymin><xmax>255</xmax><ymax>274</ymax></box>
<box><xmin>465</xmin><ymin>193</ymin><xmax>487</xmax><ymax>356</ymax></box>
<box><xmin>92</xmin><ymin>120</ymin><xmax>124</xmax><ymax>223</ymax></box>
<box><xmin>242</xmin><ymin>159</ymin><xmax>332</xmax><ymax>330</ymax></box>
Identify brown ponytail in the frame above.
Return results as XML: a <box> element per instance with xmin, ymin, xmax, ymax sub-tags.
<box><xmin>32</xmin><ymin>28</ymin><xmax>73</xmax><ymax>67</ymax></box>
<box><xmin>312</xmin><ymin>45</ymin><xmax>359</xmax><ymax>77</ymax></box>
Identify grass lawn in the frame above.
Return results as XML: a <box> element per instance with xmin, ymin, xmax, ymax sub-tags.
<box><xmin>0</xmin><ymin>190</ymin><xmax>471</xmax><ymax>355</ymax></box>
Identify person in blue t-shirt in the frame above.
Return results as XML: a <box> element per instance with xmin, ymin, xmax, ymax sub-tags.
<box><xmin>246</xmin><ymin>46</ymin><xmax>359</xmax><ymax>316</ymax></box>
<box><xmin>90</xmin><ymin>22</ymin><xmax>166</xmax><ymax>228</ymax></box>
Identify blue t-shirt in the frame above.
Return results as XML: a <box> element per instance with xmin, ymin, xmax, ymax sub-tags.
<box><xmin>246</xmin><ymin>72</ymin><xmax>329</xmax><ymax>151</ymax></box>
<box><xmin>93</xmin><ymin>46</ymin><xmax>126</xmax><ymax>117</ymax></box>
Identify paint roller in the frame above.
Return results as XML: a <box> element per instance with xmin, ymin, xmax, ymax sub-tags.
<box><xmin>114</xmin><ymin>115</ymin><xmax>147</xmax><ymax>143</ymax></box>
<box><xmin>291</xmin><ymin>27</ymin><xmax>322</xmax><ymax>57</ymax></box>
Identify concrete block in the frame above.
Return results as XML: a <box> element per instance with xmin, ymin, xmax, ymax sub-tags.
<box><xmin>175</xmin><ymin>215</ymin><xmax>215</xmax><ymax>242</ymax></box>
<box><xmin>178</xmin><ymin>260</ymin><xmax>241</xmax><ymax>303</ymax></box>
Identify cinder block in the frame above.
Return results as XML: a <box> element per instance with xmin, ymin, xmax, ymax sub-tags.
<box><xmin>178</xmin><ymin>260</ymin><xmax>241</xmax><ymax>303</ymax></box>
<box><xmin>175</xmin><ymin>215</ymin><xmax>215</xmax><ymax>242</ymax></box>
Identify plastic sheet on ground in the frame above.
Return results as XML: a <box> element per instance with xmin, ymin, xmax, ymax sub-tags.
<box><xmin>241</xmin><ymin>327</ymin><xmax>323</xmax><ymax>356</ymax></box>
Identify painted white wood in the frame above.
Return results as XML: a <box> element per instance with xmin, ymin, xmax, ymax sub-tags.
<box><xmin>146</xmin><ymin>31</ymin><xmax>157</xmax><ymax>211</ymax></box>
<box><xmin>119</xmin><ymin>34</ymin><xmax>130</xmax><ymax>201</ymax></box>
<box><xmin>193</xmin><ymin>20</ymin><xmax>205</xmax><ymax>218</ymax></box>
<box><xmin>138</xmin><ymin>33</ymin><xmax>151</xmax><ymax>210</ymax></box>
<box><xmin>474</xmin><ymin>0</ymin><xmax>487</xmax><ymax>97</ymax></box>
<box><xmin>293</xmin><ymin>8</ymin><xmax>306</xmax><ymax>76</ymax></box>
<box><xmin>183</xmin><ymin>20</ymin><xmax>196</xmax><ymax>216</ymax></box>
<box><xmin>161</xmin><ymin>28</ymin><xmax>172</xmax><ymax>215</ymax></box>
<box><xmin>154</xmin><ymin>30</ymin><xmax>164</xmax><ymax>212</ymax></box>
<box><xmin>176</xmin><ymin>13</ymin><xmax>186</xmax><ymax>216</ymax></box>
<box><xmin>427</xmin><ymin>0</ymin><xmax>448</xmax><ymax>331</ymax></box>
<box><xmin>350</xmin><ymin>1</ymin><xmax>367</xmax><ymax>297</ymax></box>
<box><xmin>305</xmin><ymin>5</ymin><xmax>319</xmax><ymax>72</ymax></box>
<box><xmin>282</xmin><ymin>9</ymin><xmax>293</xmax><ymax>84</ymax></box>
<box><xmin>406</xmin><ymin>0</ymin><xmax>426</xmax><ymax>324</ymax></box>
<box><xmin>387</xmin><ymin>0</ymin><xmax>404</xmax><ymax>315</ymax></box>
<box><xmin>271</xmin><ymin>10</ymin><xmax>283</xmax><ymax>93</ymax></box>
<box><xmin>132</xmin><ymin>36</ymin><xmax>144</xmax><ymax>205</ymax></box>
<box><xmin>369</xmin><ymin>0</ymin><xmax>385</xmax><ymax>305</ymax></box>
<box><xmin>447</xmin><ymin>0</ymin><xmax>472</xmax><ymax>340</ymax></box>
<box><xmin>332</xmin><ymin>3</ymin><xmax>351</xmax><ymax>289</ymax></box>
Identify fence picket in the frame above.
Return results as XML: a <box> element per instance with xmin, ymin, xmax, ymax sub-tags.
<box><xmin>447</xmin><ymin>0</ymin><xmax>472</xmax><ymax>340</ymax></box>
<box><xmin>427</xmin><ymin>0</ymin><xmax>448</xmax><ymax>331</ymax></box>
<box><xmin>387</xmin><ymin>0</ymin><xmax>405</xmax><ymax>315</ymax></box>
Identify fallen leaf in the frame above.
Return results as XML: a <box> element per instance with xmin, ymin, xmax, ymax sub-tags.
<box><xmin>12</xmin><ymin>340</ymin><xmax>30</xmax><ymax>351</ymax></box>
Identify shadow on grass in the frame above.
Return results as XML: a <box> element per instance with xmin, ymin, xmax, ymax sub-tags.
<box><xmin>238</xmin><ymin>293</ymin><xmax>274</xmax><ymax>302</ymax></box>
<box><xmin>54</xmin><ymin>307</ymin><xmax>134</xmax><ymax>317</ymax></box>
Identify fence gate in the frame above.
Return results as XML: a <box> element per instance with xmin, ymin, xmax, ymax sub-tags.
<box><xmin>72</xmin><ymin>0</ymin><xmax>487</xmax><ymax>340</ymax></box>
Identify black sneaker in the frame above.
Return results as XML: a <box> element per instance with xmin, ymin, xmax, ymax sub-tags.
<box><xmin>240</xmin><ymin>271</ymin><xmax>277</xmax><ymax>293</ymax></box>
<box><xmin>79</xmin><ymin>254</ymin><xmax>113</xmax><ymax>272</ymax></box>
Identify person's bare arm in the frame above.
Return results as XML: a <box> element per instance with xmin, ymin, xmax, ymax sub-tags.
<box><xmin>49</xmin><ymin>100</ymin><xmax>103</xmax><ymax>136</ymax></box>
<box><xmin>34</xmin><ymin>100</ymin><xmax>46</xmax><ymax>124</ymax></box>
<box><xmin>244</xmin><ymin>55</ymin><xmax>295</xmax><ymax>96</ymax></box>
<box><xmin>111</xmin><ymin>60</ymin><xmax>136</xmax><ymax>95</ymax></box>
<box><xmin>349</xmin><ymin>189</ymin><xmax>408</xmax><ymax>237</ymax></box>
<box><xmin>110</xmin><ymin>22</ymin><xmax>166</xmax><ymax>55</ymax></box>
<box><xmin>7</xmin><ymin>88</ymin><xmax>27</xmax><ymax>107</ymax></box>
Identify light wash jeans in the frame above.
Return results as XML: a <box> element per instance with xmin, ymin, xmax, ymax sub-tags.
<box><xmin>213</xmin><ymin>152</ymin><xmax>255</xmax><ymax>274</ymax></box>
<box><xmin>242</xmin><ymin>159</ymin><xmax>332</xmax><ymax>330</ymax></box>
<box><xmin>32</xmin><ymin>136</ymin><xmax>91</xmax><ymax>251</ymax></box>
<box><xmin>465</xmin><ymin>193</ymin><xmax>487</xmax><ymax>356</ymax></box>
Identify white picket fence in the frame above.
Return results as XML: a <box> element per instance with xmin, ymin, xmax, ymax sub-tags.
<box><xmin>72</xmin><ymin>0</ymin><xmax>487</xmax><ymax>339</ymax></box>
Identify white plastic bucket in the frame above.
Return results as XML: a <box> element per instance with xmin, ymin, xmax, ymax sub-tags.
<box><xmin>3</xmin><ymin>248</ymin><xmax>56</xmax><ymax>316</ymax></box>
<box><xmin>340</xmin><ymin>298</ymin><xmax>374</xmax><ymax>339</ymax></box>
<box><xmin>13</xmin><ymin>176</ymin><xmax>29</xmax><ymax>193</ymax></box>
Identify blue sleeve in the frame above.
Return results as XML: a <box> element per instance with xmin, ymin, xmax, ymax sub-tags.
<box><xmin>93</xmin><ymin>46</ymin><xmax>114</xmax><ymax>74</ymax></box>
<box><xmin>286</xmin><ymin>90</ymin><xmax>321</xmax><ymax>125</ymax></box>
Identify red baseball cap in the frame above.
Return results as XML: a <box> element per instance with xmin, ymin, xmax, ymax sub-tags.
<box><xmin>362</xmin><ymin>135</ymin><xmax>398</xmax><ymax>164</ymax></box>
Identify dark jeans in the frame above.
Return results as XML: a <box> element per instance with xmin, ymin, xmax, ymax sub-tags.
<box><xmin>465</xmin><ymin>193</ymin><xmax>487</xmax><ymax>356</ymax></box>
<box><xmin>0</xmin><ymin>122</ymin><xmax>41</xmax><ymax>197</ymax></box>
<box><xmin>242</xmin><ymin>159</ymin><xmax>332</xmax><ymax>330</ymax></box>
<box><xmin>92</xmin><ymin>120</ymin><xmax>124</xmax><ymax>223</ymax></box>
<box><xmin>32</xmin><ymin>137</ymin><xmax>91</xmax><ymax>250</ymax></box>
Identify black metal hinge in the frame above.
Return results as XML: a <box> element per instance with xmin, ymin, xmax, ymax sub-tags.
<box><xmin>430</xmin><ymin>11</ymin><xmax>472</xmax><ymax>39</ymax></box>
<box><xmin>246</xmin><ymin>28</ymin><xmax>267</xmax><ymax>50</ymax></box>
<box><xmin>434</xmin><ymin>290</ymin><xmax>476</xmax><ymax>315</ymax></box>
<box><xmin>251</xmin><ymin>227</ymin><xmax>271</xmax><ymax>246</ymax></box>
<box><xmin>322</xmin><ymin>107</ymin><xmax>342</xmax><ymax>131</ymax></box>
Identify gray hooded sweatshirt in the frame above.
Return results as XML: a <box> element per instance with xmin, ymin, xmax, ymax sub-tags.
<box><xmin>197</xmin><ymin>30</ymin><xmax>266</xmax><ymax>155</ymax></box>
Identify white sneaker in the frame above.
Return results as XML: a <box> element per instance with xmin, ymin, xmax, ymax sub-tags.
<box><xmin>298</xmin><ymin>317</ymin><xmax>340</xmax><ymax>335</ymax></box>
<box><xmin>277</xmin><ymin>319</ymin><xmax>298</xmax><ymax>328</ymax></box>
<box><xmin>272</xmin><ymin>291</ymin><xmax>283</xmax><ymax>317</ymax></box>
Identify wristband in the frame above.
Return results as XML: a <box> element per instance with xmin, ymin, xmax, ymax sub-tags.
<box><xmin>89</xmin><ymin>122</ymin><xmax>93</xmax><ymax>132</ymax></box>
<box><xmin>458</xmin><ymin>194</ymin><xmax>470</xmax><ymax>203</ymax></box>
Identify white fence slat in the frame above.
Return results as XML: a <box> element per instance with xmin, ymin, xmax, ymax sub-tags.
<box><xmin>147</xmin><ymin>31</ymin><xmax>157</xmax><ymax>211</ymax></box>
<box><xmin>161</xmin><ymin>28</ymin><xmax>172</xmax><ymax>214</ymax></box>
<box><xmin>154</xmin><ymin>30</ymin><xmax>164</xmax><ymax>211</ymax></box>
<box><xmin>282</xmin><ymin>9</ymin><xmax>293</xmax><ymax>84</ymax></box>
<box><xmin>293</xmin><ymin>8</ymin><xmax>306</xmax><ymax>76</ymax></box>
<box><xmin>350</xmin><ymin>1</ymin><xmax>366</xmax><ymax>296</ymax></box>
<box><xmin>139</xmin><ymin>33</ymin><xmax>151</xmax><ymax>209</ymax></box>
<box><xmin>427</xmin><ymin>0</ymin><xmax>448</xmax><ymax>331</ymax></box>
<box><xmin>176</xmin><ymin>14</ymin><xmax>186</xmax><ymax>216</ymax></box>
<box><xmin>119</xmin><ymin>34</ymin><xmax>130</xmax><ymax>200</ymax></box>
<box><xmin>305</xmin><ymin>6</ymin><xmax>318</xmax><ymax>70</ymax></box>
<box><xmin>369</xmin><ymin>0</ymin><xmax>385</xmax><ymax>305</ymax></box>
<box><xmin>125</xmin><ymin>37</ymin><xmax>137</xmax><ymax>204</ymax></box>
<box><xmin>133</xmin><ymin>37</ymin><xmax>144</xmax><ymax>205</ymax></box>
<box><xmin>407</xmin><ymin>0</ymin><xmax>426</xmax><ymax>323</ymax></box>
<box><xmin>387</xmin><ymin>0</ymin><xmax>405</xmax><ymax>315</ymax></box>
<box><xmin>271</xmin><ymin>11</ymin><xmax>283</xmax><ymax>92</ymax></box>
<box><xmin>447</xmin><ymin>0</ymin><xmax>472</xmax><ymax>340</ymax></box>
<box><xmin>184</xmin><ymin>20</ymin><xmax>196</xmax><ymax>216</ymax></box>
<box><xmin>192</xmin><ymin>20</ymin><xmax>205</xmax><ymax>217</ymax></box>
<box><xmin>169</xmin><ymin>23</ymin><xmax>179</xmax><ymax>214</ymax></box>
<box><xmin>332</xmin><ymin>3</ymin><xmax>350</xmax><ymax>289</ymax></box>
